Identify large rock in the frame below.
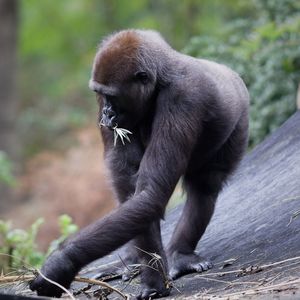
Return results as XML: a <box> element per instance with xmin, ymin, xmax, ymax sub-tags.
<box><xmin>2</xmin><ymin>112</ymin><xmax>300</xmax><ymax>299</ymax></box>
<box><xmin>79</xmin><ymin>111</ymin><xmax>300</xmax><ymax>299</ymax></box>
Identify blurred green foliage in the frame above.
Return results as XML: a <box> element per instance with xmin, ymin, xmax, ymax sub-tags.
<box><xmin>46</xmin><ymin>214</ymin><xmax>78</xmax><ymax>256</ymax></box>
<box><xmin>185</xmin><ymin>0</ymin><xmax>300</xmax><ymax>146</ymax></box>
<box><xmin>0</xmin><ymin>218</ymin><xmax>44</xmax><ymax>270</ymax></box>
<box><xmin>19</xmin><ymin>1</ymin><xmax>98</xmax><ymax>155</ymax></box>
<box><xmin>18</xmin><ymin>0</ymin><xmax>300</xmax><ymax>153</ymax></box>
<box><xmin>0</xmin><ymin>151</ymin><xmax>15</xmax><ymax>186</ymax></box>
<box><xmin>0</xmin><ymin>215</ymin><xmax>78</xmax><ymax>271</ymax></box>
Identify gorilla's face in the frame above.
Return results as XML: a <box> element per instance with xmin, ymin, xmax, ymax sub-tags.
<box><xmin>89</xmin><ymin>68</ymin><xmax>156</xmax><ymax>130</ymax></box>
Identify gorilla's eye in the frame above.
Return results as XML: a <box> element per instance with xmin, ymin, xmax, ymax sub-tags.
<box><xmin>135</xmin><ymin>71</ymin><xmax>149</xmax><ymax>84</ymax></box>
<box><xmin>106</xmin><ymin>95</ymin><xmax>116</xmax><ymax>104</ymax></box>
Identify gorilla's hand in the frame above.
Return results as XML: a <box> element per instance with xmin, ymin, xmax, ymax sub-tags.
<box><xmin>30</xmin><ymin>250</ymin><xmax>78</xmax><ymax>298</ymax></box>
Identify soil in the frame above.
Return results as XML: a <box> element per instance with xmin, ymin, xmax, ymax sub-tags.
<box><xmin>0</xmin><ymin>127</ymin><xmax>115</xmax><ymax>250</ymax></box>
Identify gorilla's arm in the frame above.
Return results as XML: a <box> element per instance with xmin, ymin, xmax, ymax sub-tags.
<box><xmin>30</xmin><ymin>93</ymin><xmax>197</xmax><ymax>297</ymax></box>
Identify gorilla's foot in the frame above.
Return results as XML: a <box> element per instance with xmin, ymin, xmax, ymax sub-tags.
<box><xmin>136</xmin><ymin>259</ymin><xmax>171</xmax><ymax>300</ymax></box>
<box><xmin>168</xmin><ymin>251</ymin><xmax>212</xmax><ymax>280</ymax></box>
<box><xmin>136</xmin><ymin>282</ymin><xmax>171</xmax><ymax>300</ymax></box>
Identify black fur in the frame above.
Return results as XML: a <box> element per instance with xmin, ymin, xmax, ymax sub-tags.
<box><xmin>30</xmin><ymin>30</ymin><xmax>249</xmax><ymax>299</ymax></box>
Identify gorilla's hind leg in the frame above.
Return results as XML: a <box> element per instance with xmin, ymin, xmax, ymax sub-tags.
<box><xmin>167</xmin><ymin>175</ymin><xmax>217</xmax><ymax>279</ymax></box>
<box><xmin>167</xmin><ymin>116</ymin><xmax>248</xmax><ymax>279</ymax></box>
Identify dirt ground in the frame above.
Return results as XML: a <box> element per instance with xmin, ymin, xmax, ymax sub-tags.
<box><xmin>0</xmin><ymin>127</ymin><xmax>115</xmax><ymax>250</ymax></box>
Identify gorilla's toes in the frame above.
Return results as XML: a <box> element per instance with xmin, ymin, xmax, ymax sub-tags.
<box><xmin>136</xmin><ymin>286</ymin><xmax>170</xmax><ymax>300</ymax></box>
<box><xmin>169</xmin><ymin>251</ymin><xmax>213</xmax><ymax>280</ymax></box>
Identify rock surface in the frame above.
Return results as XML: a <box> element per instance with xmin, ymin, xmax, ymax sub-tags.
<box><xmin>80</xmin><ymin>111</ymin><xmax>300</xmax><ymax>299</ymax></box>
<box><xmin>2</xmin><ymin>112</ymin><xmax>300</xmax><ymax>299</ymax></box>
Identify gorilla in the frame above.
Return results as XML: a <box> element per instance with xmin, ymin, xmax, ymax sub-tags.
<box><xmin>30</xmin><ymin>29</ymin><xmax>249</xmax><ymax>299</ymax></box>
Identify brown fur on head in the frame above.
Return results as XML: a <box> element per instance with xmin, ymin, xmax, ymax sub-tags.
<box><xmin>93</xmin><ymin>30</ymin><xmax>141</xmax><ymax>85</ymax></box>
<box><xmin>89</xmin><ymin>30</ymin><xmax>163</xmax><ymax>129</ymax></box>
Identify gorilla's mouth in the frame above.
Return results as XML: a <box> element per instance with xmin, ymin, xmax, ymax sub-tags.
<box><xmin>98</xmin><ymin>118</ymin><xmax>132</xmax><ymax>146</ymax></box>
<box><xmin>99</xmin><ymin>115</ymin><xmax>118</xmax><ymax>129</ymax></box>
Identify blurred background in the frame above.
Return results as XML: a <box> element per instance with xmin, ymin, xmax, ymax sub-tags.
<box><xmin>0</xmin><ymin>0</ymin><xmax>299</xmax><ymax>257</ymax></box>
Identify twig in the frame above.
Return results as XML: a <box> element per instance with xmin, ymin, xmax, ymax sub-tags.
<box><xmin>287</xmin><ymin>209</ymin><xmax>300</xmax><ymax>226</ymax></box>
<box><xmin>135</xmin><ymin>246</ymin><xmax>172</xmax><ymax>290</ymax></box>
<box><xmin>198</xmin><ymin>275</ymin><xmax>259</xmax><ymax>286</ymax></box>
<box><xmin>262</xmin><ymin>260</ymin><xmax>300</xmax><ymax>278</ymax></box>
<box><xmin>205</xmin><ymin>278</ymin><xmax>300</xmax><ymax>299</ymax></box>
<box><xmin>37</xmin><ymin>270</ymin><xmax>75</xmax><ymax>300</ymax></box>
<box><xmin>281</xmin><ymin>195</ymin><xmax>300</xmax><ymax>203</ymax></box>
<box><xmin>80</xmin><ymin>260</ymin><xmax>120</xmax><ymax>275</ymax></box>
<box><xmin>75</xmin><ymin>276</ymin><xmax>128</xmax><ymax>299</ymax></box>
<box><xmin>196</xmin><ymin>255</ymin><xmax>300</xmax><ymax>278</ymax></box>
<box><xmin>0</xmin><ymin>274</ymin><xmax>34</xmax><ymax>283</ymax></box>
<box><xmin>0</xmin><ymin>274</ymin><xmax>128</xmax><ymax>299</ymax></box>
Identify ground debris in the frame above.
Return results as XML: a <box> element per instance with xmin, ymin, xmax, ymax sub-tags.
<box><xmin>237</xmin><ymin>265</ymin><xmax>263</xmax><ymax>277</ymax></box>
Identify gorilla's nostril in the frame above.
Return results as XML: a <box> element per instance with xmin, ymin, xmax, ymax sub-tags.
<box><xmin>107</xmin><ymin>111</ymin><xmax>116</xmax><ymax>119</ymax></box>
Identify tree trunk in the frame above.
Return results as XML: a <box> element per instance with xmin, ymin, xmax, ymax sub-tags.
<box><xmin>0</xmin><ymin>0</ymin><xmax>18</xmax><ymax>209</ymax></box>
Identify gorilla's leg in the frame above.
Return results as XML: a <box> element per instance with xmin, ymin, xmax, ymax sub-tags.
<box><xmin>96</xmin><ymin>221</ymin><xmax>170</xmax><ymax>299</ymax></box>
<box><xmin>168</xmin><ymin>117</ymin><xmax>248</xmax><ymax>279</ymax></box>
<box><xmin>135</xmin><ymin>221</ymin><xmax>170</xmax><ymax>299</ymax></box>
<box><xmin>167</xmin><ymin>174</ymin><xmax>216</xmax><ymax>279</ymax></box>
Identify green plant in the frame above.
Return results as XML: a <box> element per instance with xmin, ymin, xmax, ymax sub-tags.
<box><xmin>0</xmin><ymin>215</ymin><xmax>78</xmax><ymax>272</ymax></box>
<box><xmin>0</xmin><ymin>218</ymin><xmax>44</xmax><ymax>271</ymax></box>
<box><xmin>46</xmin><ymin>214</ymin><xmax>78</xmax><ymax>256</ymax></box>
<box><xmin>184</xmin><ymin>0</ymin><xmax>300</xmax><ymax>147</ymax></box>
<box><xmin>0</xmin><ymin>151</ymin><xmax>16</xmax><ymax>186</ymax></box>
